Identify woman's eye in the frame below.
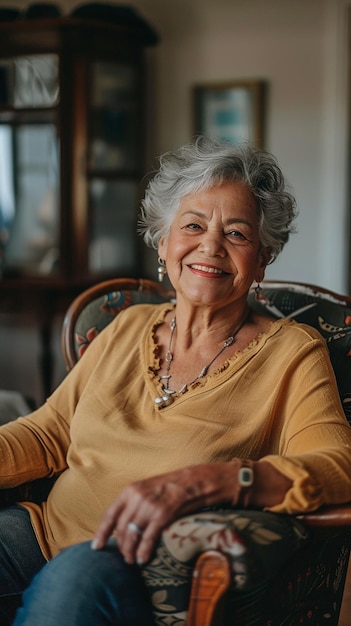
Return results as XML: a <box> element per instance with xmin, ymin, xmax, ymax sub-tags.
<box><xmin>185</xmin><ymin>223</ymin><xmax>202</xmax><ymax>230</ymax></box>
<box><xmin>227</xmin><ymin>230</ymin><xmax>246</xmax><ymax>240</ymax></box>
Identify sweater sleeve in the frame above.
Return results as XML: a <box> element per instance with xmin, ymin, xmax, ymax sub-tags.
<box><xmin>0</xmin><ymin>314</ymin><xmax>120</xmax><ymax>487</ymax></box>
<box><xmin>258</xmin><ymin>328</ymin><xmax>351</xmax><ymax>513</ymax></box>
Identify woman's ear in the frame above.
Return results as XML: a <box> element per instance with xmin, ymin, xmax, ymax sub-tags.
<box><xmin>255</xmin><ymin>246</ymin><xmax>271</xmax><ymax>283</ymax></box>
<box><xmin>261</xmin><ymin>246</ymin><xmax>272</xmax><ymax>267</ymax></box>
<box><xmin>158</xmin><ymin>235</ymin><xmax>168</xmax><ymax>260</ymax></box>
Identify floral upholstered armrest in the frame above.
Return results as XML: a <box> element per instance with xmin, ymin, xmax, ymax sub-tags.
<box><xmin>70</xmin><ymin>288</ymin><xmax>174</xmax><ymax>365</ymax></box>
<box><xmin>141</xmin><ymin>509</ymin><xmax>313</xmax><ymax>625</ymax></box>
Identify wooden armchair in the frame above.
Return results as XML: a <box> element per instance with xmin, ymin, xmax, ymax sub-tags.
<box><xmin>1</xmin><ymin>278</ymin><xmax>351</xmax><ymax>626</ymax></box>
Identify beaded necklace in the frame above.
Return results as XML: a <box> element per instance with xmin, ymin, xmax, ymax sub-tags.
<box><xmin>154</xmin><ymin>309</ymin><xmax>250</xmax><ymax>409</ymax></box>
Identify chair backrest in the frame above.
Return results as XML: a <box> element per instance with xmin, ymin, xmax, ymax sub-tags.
<box><xmin>62</xmin><ymin>277</ymin><xmax>351</xmax><ymax>423</ymax></box>
<box><xmin>61</xmin><ymin>277</ymin><xmax>176</xmax><ymax>371</ymax></box>
<box><xmin>248</xmin><ymin>280</ymin><xmax>351</xmax><ymax>423</ymax></box>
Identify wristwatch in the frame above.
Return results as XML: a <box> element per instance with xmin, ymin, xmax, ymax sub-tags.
<box><xmin>236</xmin><ymin>460</ymin><xmax>254</xmax><ymax>508</ymax></box>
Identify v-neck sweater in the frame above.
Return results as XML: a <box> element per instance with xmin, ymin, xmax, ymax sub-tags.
<box><xmin>1</xmin><ymin>303</ymin><xmax>351</xmax><ymax>560</ymax></box>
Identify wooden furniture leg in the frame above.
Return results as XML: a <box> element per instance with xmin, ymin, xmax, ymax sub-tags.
<box><xmin>186</xmin><ymin>550</ymin><xmax>231</xmax><ymax>626</ymax></box>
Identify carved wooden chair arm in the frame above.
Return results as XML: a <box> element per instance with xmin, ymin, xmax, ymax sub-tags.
<box><xmin>187</xmin><ymin>551</ymin><xmax>231</xmax><ymax>626</ymax></box>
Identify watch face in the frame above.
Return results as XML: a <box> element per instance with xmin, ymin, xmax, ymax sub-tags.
<box><xmin>239</xmin><ymin>466</ymin><xmax>254</xmax><ymax>487</ymax></box>
<box><xmin>14</xmin><ymin>54</ymin><xmax>59</xmax><ymax>108</ymax></box>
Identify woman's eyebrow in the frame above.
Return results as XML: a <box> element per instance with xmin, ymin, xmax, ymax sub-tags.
<box><xmin>181</xmin><ymin>210</ymin><xmax>254</xmax><ymax>227</ymax></box>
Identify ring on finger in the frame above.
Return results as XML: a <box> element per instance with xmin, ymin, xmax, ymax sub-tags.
<box><xmin>127</xmin><ymin>521</ymin><xmax>143</xmax><ymax>535</ymax></box>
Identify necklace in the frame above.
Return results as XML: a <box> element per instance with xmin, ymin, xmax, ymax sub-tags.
<box><xmin>154</xmin><ymin>309</ymin><xmax>250</xmax><ymax>409</ymax></box>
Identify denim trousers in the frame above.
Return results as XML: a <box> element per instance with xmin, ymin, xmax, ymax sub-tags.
<box><xmin>0</xmin><ymin>506</ymin><xmax>155</xmax><ymax>625</ymax></box>
<box><xmin>0</xmin><ymin>506</ymin><xmax>46</xmax><ymax>625</ymax></box>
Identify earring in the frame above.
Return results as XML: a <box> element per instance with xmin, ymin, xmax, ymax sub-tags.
<box><xmin>254</xmin><ymin>282</ymin><xmax>272</xmax><ymax>306</ymax></box>
<box><xmin>254</xmin><ymin>283</ymin><xmax>263</xmax><ymax>301</ymax></box>
<box><xmin>157</xmin><ymin>257</ymin><xmax>167</xmax><ymax>283</ymax></box>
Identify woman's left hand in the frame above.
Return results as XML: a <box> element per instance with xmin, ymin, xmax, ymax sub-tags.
<box><xmin>91</xmin><ymin>462</ymin><xmax>238</xmax><ymax>565</ymax></box>
<box><xmin>92</xmin><ymin>459</ymin><xmax>292</xmax><ymax>565</ymax></box>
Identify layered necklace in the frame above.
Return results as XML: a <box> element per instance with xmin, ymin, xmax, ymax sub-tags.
<box><xmin>154</xmin><ymin>308</ymin><xmax>250</xmax><ymax>409</ymax></box>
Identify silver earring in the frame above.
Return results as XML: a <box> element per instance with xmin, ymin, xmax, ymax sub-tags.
<box><xmin>157</xmin><ymin>257</ymin><xmax>167</xmax><ymax>283</ymax></box>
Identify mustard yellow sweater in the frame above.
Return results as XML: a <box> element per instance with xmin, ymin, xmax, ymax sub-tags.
<box><xmin>1</xmin><ymin>303</ymin><xmax>351</xmax><ymax>561</ymax></box>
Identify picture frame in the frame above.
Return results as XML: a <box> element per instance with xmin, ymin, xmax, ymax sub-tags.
<box><xmin>193</xmin><ymin>80</ymin><xmax>265</xmax><ymax>148</ymax></box>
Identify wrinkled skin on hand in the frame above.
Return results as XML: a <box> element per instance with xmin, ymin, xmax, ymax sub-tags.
<box><xmin>92</xmin><ymin>461</ymin><xmax>240</xmax><ymax>565</ymax></box>
<box><xmin>92</xmin><ymin>459</ymin><xmax>291</xmax><ymax>565</ymax></box>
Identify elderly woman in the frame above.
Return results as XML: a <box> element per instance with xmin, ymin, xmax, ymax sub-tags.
<box><xmin>1</xmin><ymin>137</ymin><xmax>351</xmax><ymax>625</ymax></box>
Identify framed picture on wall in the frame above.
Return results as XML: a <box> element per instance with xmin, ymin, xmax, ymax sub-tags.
<box><xmin>193</xmin><ymin>80</ymin><xmax>265</xmax><ymax>147</ymax></box>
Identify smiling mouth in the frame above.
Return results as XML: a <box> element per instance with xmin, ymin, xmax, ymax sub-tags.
<box><xmin>189</xmin><ymin>264</ymin><xmax>228</xmax><ymax>275</ymax></box>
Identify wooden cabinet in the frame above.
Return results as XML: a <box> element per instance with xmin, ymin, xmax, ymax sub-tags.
<box><xmin>0</xmin><ymin>10</ymin><xmax>158</xmax><ymax>397</ymax></box>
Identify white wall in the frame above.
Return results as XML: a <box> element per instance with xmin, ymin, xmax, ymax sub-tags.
<box><xmin>1</xmin><ymin>0</ymin><xmax>351</xmax><ymax>403</ymax></box>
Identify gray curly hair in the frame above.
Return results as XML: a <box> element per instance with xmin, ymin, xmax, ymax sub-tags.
<box><xmin>139</xmin><ymin>136</ymin><xmax>297</xmax><ymax>262</ymax></box>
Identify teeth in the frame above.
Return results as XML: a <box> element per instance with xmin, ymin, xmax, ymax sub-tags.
<box><xmin>190</xmin><ymin>264</ymin><xmax>223</xmax><ymax>274</ymax></box>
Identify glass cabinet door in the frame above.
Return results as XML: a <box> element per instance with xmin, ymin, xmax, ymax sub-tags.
<box><xmin>89</xmin><ymin>61</ymin><xmax>139</xmax><ymax>171</ymax></box>
<box><xmin>88</xmin><ymin>179</ymin><xmax>138</xmax><ymax>274</ymax></box>
<box><xmin>86</xmin><ymin>60</ymin><xmax>141</xmax><ymax>275</ymax></box>
<box><xmin>0</xmin><ymin>122</ymin><xmax>60</xmax><ymax>276</ymax></box>
<box><xmin>0</xmin><ymin>50</ymin><xmax>144</xmax><ymax>280</ymax></box>
<box><xmin>0</xmin><ymin>53</ymin><xmax>60</xmax><ymax>277</ymax></box>
<box><xmin>0</xmin><ymin>54</ymin><xmax>59</xmax><ymax>108</ymax></box>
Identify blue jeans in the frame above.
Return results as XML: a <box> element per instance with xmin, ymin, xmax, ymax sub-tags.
<box><xmin>0</xmin><ymin>506</ymin><xmax>47</xmax><ymax>625</ymax></box>
<box><xmin>13</xmin><ymin>540</ymin><xmax>155</xmax><ymax>626</ymax></box>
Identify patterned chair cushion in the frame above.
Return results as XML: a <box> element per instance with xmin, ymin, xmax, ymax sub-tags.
<box><xmin>73</xmin><ymin>289</ymin><xmax>174</xmax><ymax>361</ymax></box>
<box><xmin>248</xmin><ymin>284</ymin><xmax>351</xmax><ymax>423</ymax></box>
<box><xmin>227</xmin><ymin>530</ymin><xmax>351</xmax><ymax>625</ymax></box>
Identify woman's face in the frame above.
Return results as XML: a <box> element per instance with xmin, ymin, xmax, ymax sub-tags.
<box><xmin>158</xmin><ymin>181</ymin><xmax>269</xmax><ymax>308</ymax></box>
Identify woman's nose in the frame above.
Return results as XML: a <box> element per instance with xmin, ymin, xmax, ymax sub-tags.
<box><xmin>199</xmin><ymin>230</ymin><xmax>226</xmax><ymax>256</ymax></box>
